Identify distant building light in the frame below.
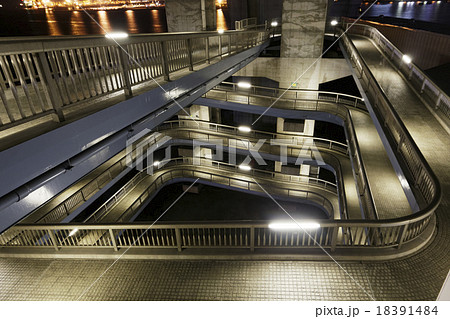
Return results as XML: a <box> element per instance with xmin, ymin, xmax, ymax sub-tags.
<box><xmin>238</xmin><ymin>126</ymin><xmax>251</xmax><ymax>133</ymax></box>
<box><xmin>217</xmin><ymin>29</ymin><xmax>225</xmax><ymax>34</ymax></box>
<box><xmin>237</xmin><ymin>82</ymin><xmax>251</xmax><ymax>89</ymax></box>
<box><xmin>153</xmin><ymin>161</ymin><xmax>160</xmax><ymax>167</ymax></box>
<box><xmin>271</xmin><ymin>21</ymin><xmax>278</xmax><ymax>27</ymax></box>
<box><xmin>402</xmin><ymin>54</ymin><xmax>412</xmax><ymax>64</ymax></box>
<box><xmin>269</xmin><ymin>222</ymin><xmax>320</xmax><ymax>230</ymax></box>
<box><xmin>105</xmin><ymin>32</ymin><xmax>129</xmax><ymax>39</ymax></box>
<box><xmin>239</xmin><ymin>164</ymin><xmax>251</xmax><ymax>171</ymax></box>
<box><xmin>69</xmin><ymin>229</ymin><xmax>79</xmax><ymax>237</ymax></box>
<box><xmin>330</xmin><ymin>20</ymin><xmax>339</xmax><ymax>26</ymax></box>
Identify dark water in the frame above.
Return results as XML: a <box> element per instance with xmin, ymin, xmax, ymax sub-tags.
<box><xmin>331</xmin><ymin>1</ymin><xmax>450</xmax><ymax>25</ymax></box>
<box><xmin>362</xmin><ymin>2</ymin><xmax>450</xmax><ymax>24</ymax></box>
<box><xmin>0</xmin><ymin>8</ymin><xmax>168</xmax><ymax>36</ymax></box>
<box><xmin>0</xmin><ymin>7</ymin><xmax>230</xmax><ymax>37</ymax></box>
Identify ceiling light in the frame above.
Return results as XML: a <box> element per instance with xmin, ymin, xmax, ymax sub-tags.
<box><xmin>69</xmin><ymin>228</ymin><xmax>79</xmax><ymax>236</ymax></box>
<box><xmin>268</xmin><ymin>222</ymin><xmax>320</xmax><ymax>230</ymax></box>
<box><xmin>330</xmin><ymin>20</ymin><xmax>338</xmax><ymax>26</ymax></box>
<box><xmin>105</xmin><ymin>32</ymin><xmax>129</xmax><ymax>39</ymax></box>
<box><xmin>153</xmin><ymin>161</ymin><xmax>160</xmax><ymax>167</ymax></box>
<box><xmin>402</xmin><ymin>55</ymin><xmax>412</xmax><ymax>64</ymax></box>
<box><xmin>238</xmin><ymin>126</ymin><xmax>251</xmax><ymax>132</ymax></box>
<box><xmin>271</xmin><ymin>21</ymin><xmax>278</xmax><ymax>27</ymax></box>
<box><xmin>239</xmin><ymin>164</ymin><xmax>251</xmax><ymax>171</ymax></box>
<box><xmin>237</xmin><ymin>82</ymin><xmax>251</xmax><ymax>89</ymax></box>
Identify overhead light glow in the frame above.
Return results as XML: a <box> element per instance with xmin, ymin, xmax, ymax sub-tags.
<box><xmin>239</xmin><ymin>164</ymin><xmax>251</xmax><ymax>171</ymax></box>
<box><xmin>218</xmin><ymin>29</ymin><xmax>225</xmax><ymax>34</ymax></box>
<box><xmin>237</xmin><ymin>82</ymin><xmax>251</xmax><ymax>89</ymax></box>
<box><xmin>269</xmin><ymin>222</ymin><xmax>320</xmax><ymax>230</ymax></box>
<box><xmin>69</xmin><ymin>229</ymin><xmax>79</xmax><ymax>237</ymax></box>
<box><xmin>105</xmin><ymin>32</ymin><xmax>129</xmax><ymax>39</ymax></box>
<box><xmin>330</xmin><ymin>20</ymin><xmax>338</xmax><ymax>26</ymax></box>
<box><xmin>238</xmin><ymin>126</ymin><xmax>251</xmax><ymax>132</ymax></box>
<box><xmin>402</xmin><ymin>55</ymin><xmax>412</xmax><ymax>64</ymax></box>
<box><xmin>271</xmin><ymin>21</ymin><xmax>278</xmax><ymax>27</ymax></box>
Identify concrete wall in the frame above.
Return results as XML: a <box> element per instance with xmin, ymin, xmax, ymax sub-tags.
<box><xmin>235</xmin><ymin>57</ymin><xmax>351</xmax><ymax>89</ymax></box>
<box><xmin>281</xmin><ymin>0</ymin><xmax>328</xmax><ymax>58</ymax></box>
<box><xmin>165</xmin><ymin>0</ymin><xmax>216</xmax><ymax>32</ymax></box>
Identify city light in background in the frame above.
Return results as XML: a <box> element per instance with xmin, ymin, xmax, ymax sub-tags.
<box><xmin>20</xmin><ymin>0</ymin><xmax>165</xmax><ymax>10</ymax></box>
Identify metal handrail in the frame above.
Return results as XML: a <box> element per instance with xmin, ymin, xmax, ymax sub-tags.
<box><xmin>84</xmin><ymin>155</ymin><xmax>338</xmax><ymax>224</ymax></box>
<box><xmin>204</xmin><ymin>84</ymin><xmax>377</xmax><ymax>219</ymax></box>
<box><xmin>216</xmin><ymin>81</ymin><xmax>367</xmax><ymax>110</ymax></box>
<box><xmin>339</xmin><ymin>26</ymin><xmax>441</xmax><ymax>225</ymax></box>
<box><xmin>157</xmin><ymin>119</ymin><xmax>349</xmax><ymax>152</ymax></box>
<box><xmin>30</xmin><ymin>120</ymin><xmax>347</xmax><ymax>224</ymax></box>
<box><xmin>0</xmin><ymin>29</ymin><xmax>269</xmax><ymax>128</ymax></box>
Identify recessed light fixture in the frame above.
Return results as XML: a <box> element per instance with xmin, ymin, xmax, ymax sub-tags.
<box><xmin>237</xmin><ymin>82</ymin><xmax>251</xmax><ymax>89</ymax></box>
<box><xmin>69</xmin><ymin>229</ymin><xmax>79</xmax><ymax>236</ymax></box>
<box><xmin>402</xmin><ymin>55</ymin><xmax>412</xmax><ymax>64</ymax></box>
<box><xmin>239</xmin><ymin>164</ymin><xmax>251</xmax><ymax>171</ymax></box>
<box><xmin>238</xmin><ymin>126</ymin><xmax>251</xmax><ymax>133</ymax></box>
<box><xmin>269</xmin><ymin>222</ymin><xmax>320</xmax><ymax>230</ymax></box>
<box><xmin>105</xmin><ymin>32</ymin><xmax>129</xmax><ymax>39</ymax></box>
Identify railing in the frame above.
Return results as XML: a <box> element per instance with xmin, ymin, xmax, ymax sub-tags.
<box><xmin>343</xmin><ymin>20</ymin><xmax>450</xmax><ymax>124</ymax></box>
<box><xmin>339</xmin><ymin>26</ymin><xmax>441</xmax><ymax>240</ymax></box>
<box><xmin>235</xmin><ymin>18</ymin><xmax>258</xmax><ymax>31</ymax></box>
<box><xmin>0</xmin><ymin>29</ymin><xmax>269</xmax><ymax>129</ymax></box>
<box><xmin>29</xmin><ymin>119</ymin><xmax>347</xmax><ymax>224</ymax></box>
<box><xmin>0</xmin><ymin>214</ymin><xmax>433</xmax><ymax>253</ymax></box>
<box><xmin>85</xmin><ymin>156</ymin><xmax>338</xmax><ymax>224</ymax></box>
<box><xmin>215</xmin><ymin>81</ymin><xmax>367</xmax><ymax>110</ymax></box>
<box><xmin>204</xmin><ymin>84</ymin><xmax>376</xmax><ymax>219</ymax></box>
<box><xmin>156</xmin><ymin>119</ymin><xmax>349</xmax><ymax>155</ymax></box>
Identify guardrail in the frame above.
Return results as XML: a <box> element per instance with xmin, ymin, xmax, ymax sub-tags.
<box><xmin>343</xmin><ymin>19</ymin><xmax>450</xmax><ymax>124</ymax></box>
<box><xmin>28</xmin><ymin>118</ymin><xmax>348</xmax><ymax>224</ymax></box>
<box><xmin>0</xmin><ymin>29</ymin><xmax>269</xmax><ymax>129</ymax></box>
<box><xmin>235</xmin><ymin>18</ymin><xmax>258</xmax><ymax>30</ymax></box>
<box><xmin>339</xmin><ymin>25</ymin><xmax>441</xmax><ymax>242</ymax></box>
<box><xmin>204</xmin><ymin>85</ymin><xmax>376</xmax><ymax>219</ymax></box>
<box><xmin>216</xmin><ymin>81</ymin><xmax>367</xmax><ymax>110</ymax></box>
<box><xmin>85</xmin><ymin>156</ymin><xmax>338</xmax><ymax>224</ymax></box>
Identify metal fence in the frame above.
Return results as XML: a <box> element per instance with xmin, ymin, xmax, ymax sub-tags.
<box><xmin>0</xmin><ymin>29</ymin><xmax>269</xmax><ymax>129</ymax></box>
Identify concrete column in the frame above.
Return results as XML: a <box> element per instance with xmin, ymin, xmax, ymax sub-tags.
<box><xmin>165</xmin><ymin>0</ymin><xmax>217</xmax><ymax>32</ymax></box>
<box><xmin>281</xmin><ymin>0</ymin><xmax>328</xmax><ymax>58</ymax></box>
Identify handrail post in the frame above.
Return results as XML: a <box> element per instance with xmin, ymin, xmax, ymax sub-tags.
<box><xmin>35</xmin><ymin>52</ymin><xmax>65</xmax><ymax>122</ymax></box>
<box><xmin>47</xmin><ymin>230</ymin><xmax>59</xmax><ymax>251</ymax></box>
<box><xmin>187</xmin><ymin>38</ymin><xmax>194</xmax><ymax>71</ymax></box>
<box><xmin>109</xmin><ymin>229</ymin><xmax>118</xmax><ymax>252</ymax></box>
<box><xmin>250</xmin><ymin>226</ymin><xmax>255</xmax><ymax>252</ymax></box>
<box><xmin>397</xmin><ymin>224</ymin><xmax>409</xmax><ymax>249</ymax></box>
<box><xmin>330</xmin><ymin>226</ymin><xmax>339</xmax><ymax>252</ymax></box>
<box><xmin>218</xmin><ymin>35</ymin><xmax>222</xmax><ymax>59</ymax></box>
<box><xmin>205</xmin><ymin>36</ymin><xmax>210</xmax><ymax>64</ymax></box>
<box><xmin>117</xmin><ymin>46</ymin><xmax>133</xmax><ymax>98</ymax></box>
<box><xmin>175</xmin><ymin>227</ymin><xmax>182</xmax><ymax>252</ymax></box>
<box><xmin>161</xmin><ymin>41</ymin><xmax>170</xmax><ymax>81</ymax></box>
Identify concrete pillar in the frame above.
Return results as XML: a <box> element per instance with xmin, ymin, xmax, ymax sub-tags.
<box><xmin>165</xmin><ymin>0</ymin><xmax>217</xmax><ymax>32</ymax></box>
<box><xmin>281</xmin><ymin>0</ymin><xmax>328</xmax><ymax>58</ymax></box>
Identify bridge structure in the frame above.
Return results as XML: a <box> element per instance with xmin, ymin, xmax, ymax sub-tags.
<box><xmin>0</xmin><ymin>17</ymin><xmax>449</xmax><ymax>301</ymax></box>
